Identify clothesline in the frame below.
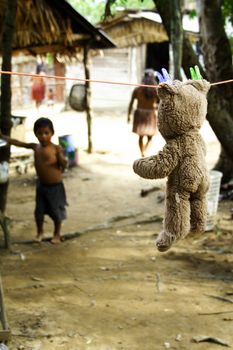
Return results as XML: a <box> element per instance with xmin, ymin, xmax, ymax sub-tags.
<box><xmin>0</xmin><ymin>70</ymin><xmax>232</xmax><ymax>88</ymax></box>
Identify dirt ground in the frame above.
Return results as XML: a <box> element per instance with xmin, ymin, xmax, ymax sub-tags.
<box><xmin>0</xmin><ymin>106</ymin><xmax>233</xmax><ymax>350</ymax></box>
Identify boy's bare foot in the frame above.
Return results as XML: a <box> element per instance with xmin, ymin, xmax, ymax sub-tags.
<box><xmin>51</xmin><ymin>236</ymin><xmax>62</xmax><ymax>244</ymax></box>
<box><xmin>34</xmin><ymin>234</ymin><xmax>43</xmax><ymax>243</ymax></box>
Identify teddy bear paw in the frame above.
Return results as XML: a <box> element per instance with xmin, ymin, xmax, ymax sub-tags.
<box><xmin>155</xmin><ymin>231</ymin><xmax>176</xmax><ymax>252</ymax></box>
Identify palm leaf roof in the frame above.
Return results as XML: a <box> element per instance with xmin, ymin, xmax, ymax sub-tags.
<box><xmin>0</xmin><ymin>0</ymin><xmax>115</xmax><ymax>55</ymax></box>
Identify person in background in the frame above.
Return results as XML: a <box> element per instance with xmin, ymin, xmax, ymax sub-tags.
<box><xmin>127</xmin><ymin>69</ymin><xmax>159</xmax><ymax>157</ymax></box>
<box><xmin>47</xmin><ymin>88</ymin><xmax>55</xmax><ymax>109</ymax></box>
<box><xmin>0</xmin><ymin>117</ymin><xmax>68</xmax><ymax>244</ymax></box>
<box><xmin>31</xmin><ymin>71</ymin><xmax>46</xmax><ymax>111</ymax></box>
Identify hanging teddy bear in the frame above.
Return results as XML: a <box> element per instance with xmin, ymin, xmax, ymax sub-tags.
<box><xmin>133</xmin><ymin>76</ymin><xmax>211</xmax><ymax>252</ymax></box>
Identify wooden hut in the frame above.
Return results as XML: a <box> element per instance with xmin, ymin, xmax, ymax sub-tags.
<box><xmin>89</xmin><ymin>9</ymin><xmax>199</xmax><ymax>110</ymax></box>
<box><xmin>0</xmin><ymin>0</ymin><xmax>115</xmax><ymax>106</ymax></box>
<box><xmin>0</xmin><ymin>0</ymin><xmax>115</xmax><ymax>54</ymax></box>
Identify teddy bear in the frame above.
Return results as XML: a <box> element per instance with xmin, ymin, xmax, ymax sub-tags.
<box><xmin>133</xmin><ymin>79</ymin><xmax>211</xmax><ymax>252</ymax></box>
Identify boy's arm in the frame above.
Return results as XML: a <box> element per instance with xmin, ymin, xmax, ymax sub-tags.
<box><xmin>0</xmin><ymin>134</ymin><xmax>37</xmax><ymax>150</ymax></box>
<box><xmin>56</xmin><ymin>145</ymin><xmax>68</xmax><ymax>170</ymax></box>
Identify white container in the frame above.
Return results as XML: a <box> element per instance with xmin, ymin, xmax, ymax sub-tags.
<box><xmin>0</xmin><ymin>343</ymin><xmax>9</xmax><ymax>350</ymax></box>
<box><xmin>0</xmin><ymin>138</ymin><xmax>7</xmax><ymax>148</ymax></box>
<box><xmin>0</xmin><ymin>161</ymin><xmax>9</xmax><ymax>184</ymax></box>
<box><xmin>205</xmin><ymin>170</ymin><xmax>223</xmax><ymax>231</ymax></box>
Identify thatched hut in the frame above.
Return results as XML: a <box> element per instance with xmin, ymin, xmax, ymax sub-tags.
<box><xmin>0</xmin><ymin>0</ymin><xmax>114</xmax><ymax>55</ymax></box>
<box><xmin>0</xmin><ymin>0</ymin><xmax>115</xmax><ymax>106</ymax></box>
<box><xmin>100</xmin><ymin>9</ymin><xmax>198</xmax><ymax>71</ymax></box>
<box><xmin>89</xmin><ymin>9</ymin><xmax>199</xmax><ymax>110</ymax></box>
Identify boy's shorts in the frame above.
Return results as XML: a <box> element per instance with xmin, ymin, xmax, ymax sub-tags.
<box><xmin>35</xmin><ymin>182</ymin><xmax>68</xmax><ymax>222</ymax></box>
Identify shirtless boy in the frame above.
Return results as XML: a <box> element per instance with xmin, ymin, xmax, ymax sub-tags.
<box><xmin>1</xmin><ymin>117</ymin><xmax>68</xmax><ymax>244</ymax></box>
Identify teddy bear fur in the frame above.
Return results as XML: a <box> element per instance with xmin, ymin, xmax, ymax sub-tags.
<box><xmin>133</xmin><ymin>79</ymin><xmax>211</xmax><ymax>252</ymax></box>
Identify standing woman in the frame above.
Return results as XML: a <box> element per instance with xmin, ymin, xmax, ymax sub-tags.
<box><xmin>31</xmin><ymin>71</ymin><xmax>46</xmax><ymax>111</ymax></box>
<box><xmin>128</xmin><ymin>69</ymin><xmax>159</xmax><ymax>157</ymax></box>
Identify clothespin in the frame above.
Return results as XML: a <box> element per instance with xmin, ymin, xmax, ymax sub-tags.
<box><xmin>190</xmin><ymin>65</ymin><xmax>202</xmax><ymax>80</ymax></box>
<box><xmin>156</xmin><ymin>68</ymin><xmax>172</xmax><ymax>83</ymax></box>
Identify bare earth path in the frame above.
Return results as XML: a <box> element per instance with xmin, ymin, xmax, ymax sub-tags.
<box><xmin>0</xmin><ymin>108</ymin><xmax>232</xmax><ymax>350</ymax></box>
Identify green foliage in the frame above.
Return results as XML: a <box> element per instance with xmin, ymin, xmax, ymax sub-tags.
<box><xmin>222</xmin><ymin>0</ymin><xmax>233</xmax><ymax>26</ymax></box>
<box><xmin>67</xmin><ymin>0</ymin><xmax>155</xmax><ymax>24</ymax></box>
<box><xmin>221</xmin><ymin>0</ymin><xmax>233</xmax><ymax>51</ymax></box>
<box><xmin>67</xmin><ymin>0</ymin><xmax>105</xmax><ymax>24</ymax></box>
<box><xmin>109</xmin><ymin>0</ymin><xmax>155</xmax><ymax>9</ymax></box>
<box><xmin>188</xmin><ymin>9</ymin><xmax>196</xmax><ymax>18</ymax></box>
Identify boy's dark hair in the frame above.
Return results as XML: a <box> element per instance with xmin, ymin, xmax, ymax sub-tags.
<box><xmin>33</xmin><ymin>117</ymin><xmax>54</xmax><ymax>134</ymax></box>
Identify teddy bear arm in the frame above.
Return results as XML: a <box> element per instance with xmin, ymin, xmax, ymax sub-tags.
<box><xmin>133</xmin><ymin>157</ymin><xmax>156</xmax><ymax>179</ymax></box>
<box><xmin>133</xmin><ymin>144</ymin><xmax>178</xmax><ymax>179</ymax></box>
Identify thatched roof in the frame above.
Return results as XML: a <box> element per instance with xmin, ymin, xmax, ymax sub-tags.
<box><xmin>0</xmin><ymin>0</ymin><xmax>115</xmax><ymax>55</ymax></box>
<box><xmin>100</xmin><ymin>10</ymin><xmax>199</xmax><ymax>48</ymax></box>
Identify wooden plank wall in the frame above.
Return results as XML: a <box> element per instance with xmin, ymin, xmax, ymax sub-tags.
<box><xmin>10</xmin><ymin>46</ymin><xmax>146</xmax><ymax>112</ymax></box>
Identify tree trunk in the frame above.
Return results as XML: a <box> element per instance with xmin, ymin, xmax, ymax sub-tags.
<box><xmin>83</xmin><ymin>45</ymin><xmax>93</xmax><ymax>154</ymax></box>
<box><xmin>197</xmin><ymin>0</ymin><xmax>233</xmax><ymax>181</ymax></box>
<box><xmin>154</xmin><ymin>0</ymin><xmax>233</xmax><ymax>182</ymax></box>
<box><xmin>197</xmin><ymin>0</ymin><xmax>233</xmax><ymax>107</ymax></box>
<box><xmin>214</xmin><ymin>148</ymin><xmax>233</xmax><ymax>184</ymax></box>
<box><xmin>0</xmin><ymin>0</ymin><xmax>17</xmax><ymax>248</ymax></box>
<box><xmin>170</xmin><ymin>0</ymin><xmax>183</xmax><ymax>80</ymax></box>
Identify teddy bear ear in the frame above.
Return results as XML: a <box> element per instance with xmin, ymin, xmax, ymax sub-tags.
<box><xmin>158</xmin><ymin>81</ymin><xmax>180</xmax><ymax>95</ymax></box>
<box><xmin>187</xmin><ymin>79</ymin><xmax>211</xmax><ymax>94</ymax></box>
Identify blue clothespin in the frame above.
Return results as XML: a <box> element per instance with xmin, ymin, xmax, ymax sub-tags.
<box><xmin>156</xmin><ymin>68</ymin><xmax>171</xmax><ymax>83</ymax></box>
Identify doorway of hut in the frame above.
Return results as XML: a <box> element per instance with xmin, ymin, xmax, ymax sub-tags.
<box><xmin>146</xmin><ymin>42</ymin><xmax>169</xmax><ymax>77</ymax></box>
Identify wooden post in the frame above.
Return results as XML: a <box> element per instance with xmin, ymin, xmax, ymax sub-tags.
<box><xmin>0</xmin><ymin>213</ymin><xmax>11</xmax><ymax>250</ymax></box>
<box><xmin>0</xmin><ymin>0</ymin><xmax>17</xmax><ymax>249</ymax></box>
<box><xmin>54</xmin><ymin>56</ymin><xmax>65</xmax><ymax>102</ymax></box>
<box><xmin>83</xmin><ymin>45</ymin><xmax>93</xmax><ymax>154</ymax></box>
<box><xmin>0</xmin><ymin>275</ymin><xmax>10</xmax><ymax>342</ymax></box>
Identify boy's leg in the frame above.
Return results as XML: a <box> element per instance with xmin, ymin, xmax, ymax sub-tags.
<box><xmin>51</xmin><ymin>221</ymin><xmax>62</xmax><ymax>244</ymax></box>
<box><xmin>34</xmin><ymin>214</ymin><xmax>44</xmax><ymax>242</ymax></box>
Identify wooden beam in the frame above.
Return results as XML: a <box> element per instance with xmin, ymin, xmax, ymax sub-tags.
<box><xmin>0</xmin><ymin>330</ymin><xmax>11</xmax><ymax>342</ymax></box>
<box><xmin>0</xmin><ymin>276</ymin><xmax>10</xmax><ymax>336</ymax></box>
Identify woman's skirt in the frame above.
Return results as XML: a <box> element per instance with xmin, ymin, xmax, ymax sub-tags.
<box><xmin>132</xmin><ymin>108</ymin><xmax>157</xmax><ymax>136</ymax></box>
<box><xmin>31</xmin><ymin>82</ymin><xmax>45</xmax><ymax>103</ymax></box>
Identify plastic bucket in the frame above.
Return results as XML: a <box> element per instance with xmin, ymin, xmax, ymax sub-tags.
<box><xmin>0</xmin><ymin>161</ymin><xmax>9</xmax><ymax>184</ymax></box>
<box><xmin>0</xmin><ymin>138</ymin><xmax>7</xmax><ymax>148</ymax></box>
<box><xmin>205</xmin><ymin>170</ymin><xmax>223</xmax><ymax>231</ymax></box>
<box><xmin>58</xmin><ymin>135</ymin><xmax>78</xmax><ymax>167</ymax></box>
<box><xmin>69</xmin><ymin>84</ymin><xmax>86</xmax><ymax>112</ymax></box>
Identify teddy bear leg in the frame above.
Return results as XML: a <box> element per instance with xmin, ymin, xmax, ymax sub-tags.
<box><xmin>156</xmin><ymin>190</ymin><xmax>190</xmax><ymax>252</ymax></box>
<box><xmin>190</xmin><ymin>193</ymin><xmax>207</xmax><ymax>233</ymax></box>
<box><xmin>156</xmin><ymin>230</ymin><xmax>177</xmax><ymax>252</ymax></box>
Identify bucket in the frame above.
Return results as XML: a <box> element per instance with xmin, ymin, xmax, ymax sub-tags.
<box><xmin>58</xmin><ymin>135</ymin><xmax>78</xmax><ymax>167</ymax></box>
<box><xmin>69</xmin><ymin>84</ymin><xmax>86</xmax><ymax>112</ymax></box>
<box><xmin>205</xmin><ymin>170</ymin><xmax>223</xmax><ymax>231</ymax></box>
<box><xmin>0</xmin><ymin>161</ymin><xmax>9</xmax><ymax>184</ymax></box>
<box><xmin>0</xmin><ymin>138</ymin><xmax>7</xmax><ymax>148</ymax></box>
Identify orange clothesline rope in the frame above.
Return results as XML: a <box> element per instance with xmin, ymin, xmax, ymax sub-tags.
<box><xmin>210</xmin><ymin>79</ymin><xmax>233</xmax><ymax>86</ymax></box>
<box><xmin>0</xmin><ymin>70</ymin><xmax>232</xmax><ymax>88</ymax></box>
<box><xmin>0</xmin><ymin>70</ymin><xmax>158</xmax><ymax>89</ymax></box>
